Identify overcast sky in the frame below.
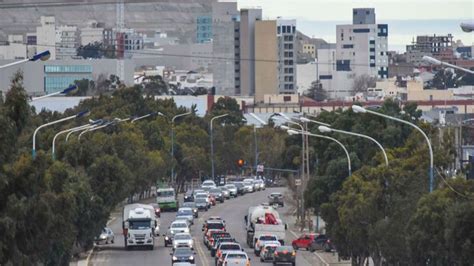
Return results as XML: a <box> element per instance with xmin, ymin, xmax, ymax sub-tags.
<box><xmin>235</xmin><ymin>0</ymin><xmax>473</xmax><ymax>21</ymax></box>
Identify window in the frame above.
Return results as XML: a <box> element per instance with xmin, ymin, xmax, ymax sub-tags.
<box><xmin>286</xmin><ymin>25</ymin><xmax>291</xmax><ymax>33</ymax></box>
<box><xmin>342</xmin><ymin>44</ymin><xmax>353</xmax><ymax>49</ymax></box>
<box><xmin>282</xmin><ymin>26</ymin><xmax>286</xmax><ymax>33</ymax></box>
<box><xmin>277</xmin><ymin>26</ymin><xmax>281</xmax><ymax>34</ymax></box>
<box><xmin>319</xmin><ymin>75</ymin><xmax>332</xmax><ymax>80</ymax></box>
<box><xmin>353</xmin><ymin>28</ymin><xmax>370</xmax><ymax>33</ymax></box>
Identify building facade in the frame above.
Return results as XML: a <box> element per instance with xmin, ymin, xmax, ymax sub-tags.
<box><xmin>56</xmin><ymin>25</ymin><xmax>79</xmax><ymax>60</ymax></box>
<box><xmin>196</xmin><ymin>15</ymin><xmax>213</xmax><ymax>43</ymax></box>
<box><xmin>80</xmin><ymin>21</ymin><xmax>105</xmax><ymax>46</ymax></box>
<box><xmin>0</xmin><ymin>35</ymin><xmax>27</xmax><ymax>60</ymax></box>
<box><xmin>36</xmin><ymin>16</ymin><xmax>57</xmax><ymax>60</ymax></box>
<box><xmin>255</xmin><ymin>20</ymin><xmax>279</xmax><ymax>102</ymax></box>
<box><xmin>239</xmin><ymin>8</ymin><xmax>262</xmax><ymax>96</ymax></box>
<box><xmin>406</xmin><ymin>34</ymin><xmax>453</xmax><ymax>66</ymax></box>
<box><xmin>302</xmin><ymin>43</ymin><xmax>316</xmax><ymax>58</ymax></box>
<box><xmin>277</xmin><ymin>19</ymin><xmax>297</xmax><ymax>94</ymax></box>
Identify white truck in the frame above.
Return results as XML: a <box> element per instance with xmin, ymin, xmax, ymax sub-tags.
<box><xmin>245</xmin><ymin>205</ymin><xmax>286</xmax><ymax>248</ymax></box>
<box><xmin>122</xmin><ymin>204</ymin><xmax>159</xmax><ymax>250</ymax></box>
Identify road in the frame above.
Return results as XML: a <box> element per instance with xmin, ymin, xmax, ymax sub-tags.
<box><xmin>90</xmin><ymin>187</ymin><xmax>315</xmax><ymax>266</ymax></box>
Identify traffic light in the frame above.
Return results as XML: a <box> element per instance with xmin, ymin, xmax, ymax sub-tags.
<box><xmin>237</xmin><ymin>159</ymin><xmax>245</xmax><ymax>167</ymax></box>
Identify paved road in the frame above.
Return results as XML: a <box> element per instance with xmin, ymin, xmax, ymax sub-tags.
<box><xmin>90</xmin><ymin>187</ymin><xmax>314</xmax><ymax>266</ymax></box>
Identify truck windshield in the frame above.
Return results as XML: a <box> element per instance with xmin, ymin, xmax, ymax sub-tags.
<box><xmin>129</xmin><ymin>220</ymin><xmax>151</xmax><ymax>229</ymax></box>
<box><xmin>157</xmin><ymin>191</ymin><xmax>174</xmax><ymax>197</ymax></box>
<box><xmin>207</xmin><ymin>223</ymin><xmax>224</xmax><ymax>229</ymax></box>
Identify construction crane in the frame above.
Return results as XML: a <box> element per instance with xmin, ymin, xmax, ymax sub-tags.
<box><xmin>116</xmin><ymin>0</ymin><xmax>125</xmax><ymax>81</ymax></box>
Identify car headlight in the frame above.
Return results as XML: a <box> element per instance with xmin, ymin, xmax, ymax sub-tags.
<box><xmin>100</xmin><ymin>235</ymin><xmax>106</xmax><ymax>239</ymax></box>
<box><xmin>193</xmin><ymin>209</ymin><xmax>197</xmax><ymax>212</ymax></box>
<box><xmin>172</xmin><ymin>256</ymin><xmax>178</xmax><ymax>261</ymax></box>
<box><xmin>165</xmin><ymin>236</ymin><xmax>169</xmax><ymax>240</ymax></box>
<box><xmin>189</xmin><ymin>256</ymin><xmax>194</xmax><ymax>260</ymax></box>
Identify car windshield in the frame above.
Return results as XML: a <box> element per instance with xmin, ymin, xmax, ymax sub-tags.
<box><xmin>243</xmin><ymin>181</ymin><xmax>252</xmax><ymax>186</ymax></box>
<box><xmin>172</xmin><ymin>223</ymin><xmax>187</xmax><ymax>228</ymax></box>
<box><xmin>183</xmin><ymin>202</ymin><xmax>195</xmax><ymax>208</ymax></box>
<box><xmin>195</xmin><ymin>193</ymin><xmax>207</xmax><ymax>198</ymax></box>
<box><xmin>174</xmin><ymin>234</ymin><xmax>191</xmax><ymax>240</ymax></box>
<box><xmin>220</xmin><ymin>244</ymin><xmax>240</xmax><ymax>250</ymax></box>
<box><xmin>207</xmin><ymin>223</ymin><xmax>224</xmax><ymax>229</ymax></box>
<box><xmin>210</xmin><ymin>188</ymin><xmax>221</xmax><ymax>193</ymax></box>
<box><xmin>129</xmin><ymin>220</ymin><xmax>151</xmax><ymax>230</ymax></box>
<box><xmin>276</xmin><ymin>246</ymin><xmax>294</xmax><ymax>252</ymax></box>
<box><xmin>225</xmin><ymin>185</ymin><xmax>236</xmax><ymax>189</ymax></box>
<box><xmin>157</xmin><ymin>190</ymin><xmax>174</xmax><ymax>197</ymax></box>
<box><xmin>226</xmin><ymin>253</ymin><xmax>247</xmax><ymax>259</ymax></box>
<box><xmin>177</xmin><ymin>209</ymin><xmax>193</xmax><ymax>216</ymax></box>
<box><xmin>202</xmin><ymin>181</ymin><xmax>214</xmax><ymax>186</ymax></box>
<box><xmin>196</xmin><ymin>198</ymin><xmax>207</xmax><ymax>203</ymax></box>
<box><xmin>174</xmin><ymin>248</ymin><xmax>192</xmax><ymax>255</ymax></box>
<box><xmin>271</xmin><ymin>193</ymin><xmax>282</xmax><ymax>197</ymax></box>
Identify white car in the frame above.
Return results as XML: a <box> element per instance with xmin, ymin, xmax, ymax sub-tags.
<box><xmin>222</xmin><ymin>251</ymin><xmax>250</xmax><ymax>266</ymax></box>
<box><xmin>242</xmin><ymin>180</ymin><xmax>254</xmax><ymax>193</ymax></box>
<box><xmin>224</xmin><ymin>184</ymin><xmax>238</xmax><ymax>197</ymax></box>
<box><xmin>201</xmin><ymin>180</ymin><xmax>217</xmax><ymax>190</ymax></box>
<box><xmin>169</xmin><ymin>220</ymin><xmax>190</xmax><ymax>235</ymax></box>
<box><xmin>254</xmin><ymin>234</ymin><xmax>278</xmax><ymax>256</ymax></box>
<box><xmin>255</xmin><ymin>179</ymin><xmax>265</xmax><ymax>190</ymax></box>
<box><xmin>173</xmin><ymin>233</ymin><xmax>194</xmax><ymax>250</ymax></box>
<box><xmin>176</xmin><ymin>207</ymin><xmax>195</xmax><ymax>225</ymax></box>
<box><xmin>95</xmin><ymin>227</ymin><xmax>114</xmax><ymax>245</ymax></box>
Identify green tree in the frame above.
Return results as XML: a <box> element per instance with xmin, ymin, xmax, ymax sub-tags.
<box><xmin>304</xmin><ymin>80</ymin><xmax>327</xmax><ymax>101</ymax></box>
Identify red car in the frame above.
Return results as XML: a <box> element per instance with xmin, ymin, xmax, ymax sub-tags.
<box><xmin>292</xmin><ymin>233</ymin><xmax>317</xmax><ymax>250</ymax></box>
<box><xmin>209</xmin><ymin>195</ymin><xmax>217</xmax><ymax>206</ymax></box>
<box><xmin>292</xmin><ymin>233</ymin><xmax>332</xmax><ymax>252</ymax></box>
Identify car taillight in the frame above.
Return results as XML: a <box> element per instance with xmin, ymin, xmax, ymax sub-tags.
<box><xmin>292</xmin><ymin>251</ymin><xmax>296</xmax><ymax>256</ymax></box>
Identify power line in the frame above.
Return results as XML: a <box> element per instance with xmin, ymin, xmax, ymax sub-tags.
<box><xmin>0</xmin><ymin>0</ymin><xmax>174</xmax><ymax>9</ymax></box>
<box><xmin>435</xmin><ymin>168</ymin><xmax>474</xmax><ymax>200</ymax></box>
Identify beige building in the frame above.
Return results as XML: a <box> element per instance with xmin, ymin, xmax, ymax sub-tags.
<box><xmin>255</xmin><ymin>20</ymin><xmax>278</xmax><ymax>103</ymax></box>
<box><xmin>303</xmin><ymin>43</ymin><xmax>316</xmax><ymax>58</ymax></box>
<box><xmin>239</xmin><ymin>8</ymin><xmax>262</xmax><ymax>97</ymax></box>
<box><xmin>407</xmin><ymin>80</ymin><xmax>453</xmax><ymax>101</ymax></box>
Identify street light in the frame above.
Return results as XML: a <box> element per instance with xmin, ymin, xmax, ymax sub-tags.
<box><xmin>422</xmin><ymin>55</ymin><xmax>474</xmax><ymax>74</ymax></box>
<box><xmin>30</xmin><ymin>85</ymin><xmax>78</xmax><ymax>101</ymax></box>
<box><xmin>210</xmin><ymin>113</ymin><xmax>228</xmax><ymax>180</ymax></box>
<box><xmin>299</xmin><ymin>116</ymin><xmax>331</xmax><ymax>127</ymax></box>
<box><xmin>352</xmin><ymin>104</ymin><xmax>434</xmax><ymax>192</ymax></box>
<box><xmin>170</xmin><ymin>111</ymin><xmax>192</xmax><ymax>184</ymax></box>
<box><xmin>288</xmin><ymin>129</ymin><xmax>352</xmax><ymax>176</ymax></box>
<box><xmin>0</xmin><ymin>50</ymin><xmax>50</xmax><ymax>70</ymax></box>
<box><xmin>131</xmin><ymin>112</ymin><xmax>162</xmax><ymax>123</ymax></box>
<box><xmin>460</xmin><ymin>22</ymin><xmax>474</xmax><ymax>32</ymax></box>
<box><xmin>51</xmin><ymin>119</ymin><xmax>102</xmax><ymax>160</ymax></box>
<box><xmin>65</xmin><ymin>122</ymin><xmax>102</xmax><ymax>142</ymax></box>
<box><xmin>32</xmin><ymin>110</ymin><xmax>89</xmax><ymax>158</ymax></box>
<box><xmin>318</xmin><ymin>125</ymin><xmax>389</xmax><ymax>166</ymax></box>
<box><xmin>78</xmin><ymin>118</ymin><xmax>127</xmax><ymax>140</ymax></box>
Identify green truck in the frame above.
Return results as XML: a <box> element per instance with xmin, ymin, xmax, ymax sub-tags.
<box><xmin>156</xmin><ymin>187</ymin><xmax>178</xmax><ymax>211</ymax></box>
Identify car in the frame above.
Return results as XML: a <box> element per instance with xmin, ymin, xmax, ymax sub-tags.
<box><xmin>182</xmin><ymin>202</ymin><xmax>199</xmax><ymax>217</ymax></box>
<box><xmin>176</xmin><ymin>207</ymin><xmax>194</xmax><ymax>225</ymax></box>
<box><xmin>201</xmin><ymin>180</ymin><xmax>217</xmax><ymax>190</ymax></box>
<box><xmin>224</xmin><ymin>184</ymin><xmax>238</xmax><ymax>197</ymax></box>
<box><xmin>255</xmin><ymin>179</ymin><xmax>266</xmax><ymax>190</ymax></box>
<box><xmin>308</xmin><ymin>234</ymin><xmax>334</xmax><ymax>252</ymax></box>
<box><xmin>243</xmin><ymin>178</ymin><xmax>257</xmax><ymax>192</ymax></box>
<box><xmin>195</xmin><ymin>193</ymin><xmax>211</xmax><ymax>208</ymax></box>
<box><xmin>203</xmin><ymin>220</ymin><xmax>226</xmax><ymax>234</ymax></box>
<box><xmin>232</xmin><ymin>182</ymin><xmax>246</xmax><ymax>195</ymax></box>
<box><xmin>292</xmin><ymin>233</ymin><xmax>319</xmax><ymax>250</ymax></box>
<box><xmin>251</xmin><ymin>179</ymin><xmax>261</xmax><ymax>191</ymax></box>
<box><xmin>195</xmin><ymin>198</ymin><xmax>209</xmax><ymax>211</ymax></box>
<box><xmin>220</xmin><ymin>186</ymin><xmax>231</xmax><ymax>199</ymax></box>
<box><xmin>243</xmin><ymin>180</ymin><xmax>254</xmax><ymax>193</ymax></box>
<box><xmin>209</xmin><ymin>232</ymin><xmax>232</xmax><ymax>255</ymax></box>
<box><xmin>268</xmin><ymin>192</ymin><xmax>284</xmax><ymax>207</ymax></box>
<box><xmin>210</xmin><ymin>187</ymin><xmax>225</xmax><ymax>203</ymax></box>
<box><xmin>203</xmin><ymin>216</ymin><xmax>226</xmax><ymax>231</ymax></box>
<box><xmin>215</xmin><ymin>242</ymin><xmax>243</xmax><ymax>266</ymax></box>
<box><xmin>95</xmin><ymin>227</ymin><xmax>114</xmax><ymax>245</ymax></box>
<box><xmin>273</xmin><ymin>246</ymin><xmax>296</xmax><ymax>266</ymax></box>
<box><xmin>172</xmin><ymin>263</ymin><xmax>195</xmax><ymax>266</ymax></box>
<box><xmin>170</xmin><ymin>247</ymin><xmax>196</xmax><ymax>265</ymax></box>
<box><xmin>173</xmin><ymin>233</ymin><xmax>194</xmax><ymax>250</ymax></box>
<box><xmin>149</xmin><ymin>203</ymin><xmax>161</xmax><ymax>218</ymax></box>
<box><xmin>260</xmin><ymin>242</ymin><xmax>281</xmax><ymax>262</ymax></box>
<box><xmin>165</xmin><ymin>220</ymin><xmax>190</xmax><ymax>247</ymax></box>
<box><xmin>254</xmin><ymin>234</ymin><xmax>278</xmax><ymax>256</ymax></box>
<box><xmin>184</xmin><ymin>190</ymin><xmax>194</xmax><ymax>202</ymax></box>
<box><xmin>204</xmin><ymin>229</ymin><xmax>226</xmax><ymax>248</ymax></box>
<box><xmin>222</xmin><ymin>251</ymin><xmax>251</xmax><ymax>266</ymax></box>
<box><xmin>193</xmin><ymin>189</ymin><xmax>205</xmax><ymax>197</ymax></box>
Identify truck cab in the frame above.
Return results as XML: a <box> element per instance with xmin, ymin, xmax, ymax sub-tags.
<box><xmin>124</xmin><ymin>206</ymin><xmax>155</xmax><ymax>250</ymax></box>
<box><xmin>156</xmin><ymin>187</ymin><xmax>178</xmax><ymax>211</ymax></box>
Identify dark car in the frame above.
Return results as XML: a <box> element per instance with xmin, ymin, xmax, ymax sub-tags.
<box><xmin>268</xmin><ymin>192</ymin><xmax>284</xmax><ymax>207</ymax></box>
<box><xmin>309</xmin><ymin>235</ymin><xmax>334</xmax><ymax>252</ymax></box>
<box><xmin>195</xmin><ymin>198</ymin><xmax>209</xmax><ymax>211</ymax></box>
<box><xmin>273</xmin><ymin>246</ymin><xmax>296</xmax><ymax>266</ymax></box>
<box><xmin>182</xmin><ymin>202</ymin><xmax>199</xmax><ymax>218</ymax></box>
<box><xmin>209</xmin><ymin>187</ymin><xmax>224</xmax><ymax>203</ymax></box>
<box><xmin>233</xmin><ymin>182</ymin><xmax>246</xmax><ymax>195</ymax></box>
<box><xmin>170</xmin><ymin>247</ymin><xmax>196</xmax><ymax>265</ymax></box>
<box><xmin>184</xmin><ymin>190</ymin><xmax>194</xmax><ymax>202</ymax></box>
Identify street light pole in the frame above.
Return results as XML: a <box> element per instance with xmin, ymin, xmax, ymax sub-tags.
<box><xmin>52</xmin><ymin>120</ymin><xmax>102</xmax><ymax>160</ymax></box>
<box><xmin>0</xmin><ymin>50</ymin><xmax>50</xmax><ymax>70</ymax></box>
<box><xmin>30</xmin><ymin>85</ymin><xmax>77</xmax><ymax>101</ymax></box>
<box><xmin>171</xmin><ymin>111</ymin><xmax>192</xmax><ymax>185</ymax></box>
<box><xmin>318</xmin><ymin>125</ymin><xmax>389</xmax><ymax>166</ymax></box>
<box><xmin>422</xmin><ymin>56</ymin><xmax>474</xmax><ymax>74</ymax></box>
<box><xmin>32</xmin><ymin>110</ymin><xmax>89</xmax><ymax>158</ymax></box>
<box><xmin>210</xmin><ymin>113</ymin><xmax>228</xmax><ymax>181</ymax></box>
<box><xmin>352</xmin><ymin>105</ymin><xmax>433</xmax><ymax>191</ymax></box>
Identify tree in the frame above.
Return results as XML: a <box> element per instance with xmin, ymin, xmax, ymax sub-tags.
<box><xmin>142</xmin><ymin>75</ymin><xmax>168</xmax><ymax>95</ymax></box>
<box><xmin>305</xmin><ymin>80</ymin><xmax>327</xmax><ymax>101</ymax></box>
<box><xmin>351</xmin><ymin>74</ymin><xmax>376</xmax><ymax>95</ymax></box>
<box><xmin>430</xmin><ymin>68</ymin><xmax>460</xmax><ymax>90</ymax></box>
<box><xmin>77</xmin><ymin>42</ymin><xmax>103</xmax><ymax>59</ymax></box>
<box><xmin>3</xmin><ymin>71</ymin><xmax>30</xmax><ymax>133</ymax></box>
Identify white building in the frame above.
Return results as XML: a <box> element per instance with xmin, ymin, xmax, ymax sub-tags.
<box><xmin>36</xmin><ymin>16</ymin><xmax>56</xmax><ymax>60</ymax></box>
<box><xmin>80</xmin><ymin>20</ymin><xmax>105</xmax><ymax>46</ymax></box>
<box><xmin>296</xmin><ymin>62</ymin><xmax>317</xmax><ymax>94</ymax></box>
<box><xmin>0</xmin><ymin>35</ymin><xmax>27</xmax><ymax>60</ymax></box>
<box><xmin>56</xmin><ymin>25</ymin><xmax>79</xmax><ymax>59</ymax></box>
<box><xmin>277</xmin><ymin>19</ymin><xmax>297</xmax><ymax>95</ymax></box>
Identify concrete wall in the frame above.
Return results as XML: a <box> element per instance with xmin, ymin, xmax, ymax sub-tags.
<box><xmin>255</xmin><ymin>21</ymin><xmax>278</xmax><ymax>103</ymax></box>
<box><xmin>296</xmin><ymin>63</ymin><xmax>317</xmax><ymax>94</ymax></box>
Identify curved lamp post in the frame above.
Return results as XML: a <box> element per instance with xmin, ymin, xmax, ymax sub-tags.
<box><xmin>171</xmin><ymin>111</ymin><xmax>192</xmax><ymax>183</ymax></box>
<box><xmin>318</xmin><ymin>125</ymin><xmax>389</xmax><ymax>166</ymax></box>
<box><xmin>31</xmin><ymin>85</ymin><xmax>77</xmax><ymax>101</ymax></box>
<box><xmin>352</xmin><ymin>104</ymin><xmax>433</xmax><ymax>192</ymax></box>
<box><xmin>299</xmin><ymin>116</ymin><xmax>331</xmax><ymax>127</ymax></box>
<box><xmin>0</xmin><ymin>50</ymin><xmax>50</xmax><ymax>70</ymax></box>
<box><xmin>288</xmin><ymin>129</ymin><xmax>352</xmax><ymax>176</ymax></box>
<box><xmin>32</xmin><ymin>110</ymin><xmax>89</xmax><ymax>158</ymax></box>
<box><xmin>210</xmin><ymin>113</ymin><xmax>228</xmax><ymax>180</ymax></box>
<box><xmin>422</xmin><ymin>55</ymin><xmax>474</xmax><ymax>74</ymax></box>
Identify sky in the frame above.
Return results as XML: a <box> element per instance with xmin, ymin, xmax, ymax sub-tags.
<box><xmin>235</xmin><ymin>0</ymin><xmax>474</xmax><ymax>52</ymax></box>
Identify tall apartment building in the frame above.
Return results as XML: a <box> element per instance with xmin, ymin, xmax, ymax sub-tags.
<box><xmin>212</xmin><ymin>1</ymin><xmax>240</xmax><ymax>96</ymax></box>
<box><xmin>196</xmin><ymin>15</ymin><xmax>212</xmax><ymax>43</ymax></box>
<box><xmin>239</xmin><ymin>8</ymin><xmax>262</xmax><ymax>96</ymax></box>
<box><xmin>406</xmin><ymin>34</ymin><xmax>453</xmax><ymax>66</ymax></box>
<box><xmin>254</xmin><ymin>18</ymin><xmax>297</xmax><ymax>102</ymax></box>
<box><xmin>56</xmin><ymin>25</ymin><xmax>79</xmax><ymax>60</ymax></box>
<box><xmin>36</xmin><ymin>16</ymin><xmax>56</xmax><ymax>60</ymax></box>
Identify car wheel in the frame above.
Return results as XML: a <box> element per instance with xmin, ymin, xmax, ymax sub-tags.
<box><xmin>309</xmin><ymin>246</ymin><xmax>315</xmax><ymax>252</ymax></box>
<box><xmin>111</xmin><ymin>237</ymin><xmax>114</xmax><ymax>244</ymax></box>
<box><xmin>292</xmin><ymin>244</ymin><xmax>298</xmax><ymax>250</ymax></box>
<box><xmin>164</xmin><ymin>242</ymin><xmax>167</xmax><ymax>247</ymax></box>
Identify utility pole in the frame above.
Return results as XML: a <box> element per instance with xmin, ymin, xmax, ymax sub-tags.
<box><xmin>116</xmin><ymin>0</ymin><xmax>125</xmax><ymax>81</ymax></box>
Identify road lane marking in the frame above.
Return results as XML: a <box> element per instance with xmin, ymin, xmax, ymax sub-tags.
<box><xmin>195</xmin><ymin>238</ymin><xmax>209</xmax><ymax>266</ymax></box>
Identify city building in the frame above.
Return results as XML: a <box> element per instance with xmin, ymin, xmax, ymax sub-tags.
<box><xmin>36</xmin><ymin>16</ymin><xmax>56</xmax><ymax>60</ymax></box>
<box><xmin>212</xmin><ymin>1</ymin><xmax>240</xmax><ymax>96</ymax></box>
<box><xmin>352</xmin><ymin>8</ymin><xmax>376</xmax><ymax>24</ymax></box>
<box><xmin>406</xmin><ymin>34</ymin><xmax>453</xmax><ymax>66</ymax></box>
<box><xmin>277</xmin><ymin>19</ymin><xmax>298</xmax><ymax>95</ymax></box>
<box><xmin>56</xmin><ymin>25</ymin><xmax>79</xmax><ymax>60</ymax></box>
<box><xmin>80</xmin><ymin>20</ymin><xmax>105</xmax><ymax>46</ymax></box>
<box><xmin>0</xmin><ymin>35</ymin><xmax>27</xmax><ymax>60</ymax></box>
<box><xmin>196</xmin><ymin>15</ymin><xmax>213</xmax><ymax>43</ymax></box>
<box><xmin>153</xmin><ymin>42</ymin><xmax>213</xmax><ymax>70</ymax></box>
<box><xmin>302</xmin><ymin>43</ymin><xmax>316</xmax><ymax>58</ymax></box>
<box><xmin>239</xmin><ymin>8</ymin><xmax>262</xmax><ymax>96</ymax></box>
<box><xmin>255</xmin><ymin>20</ymin><xmax>279</xmax><ymax>102</ymax></box>
<box><xmin>296</xmin><ymin>62</ymin><xmax>317</xmax><ymax>94</ymax></box>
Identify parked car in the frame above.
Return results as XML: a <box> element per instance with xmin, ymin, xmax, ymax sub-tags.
<box><xmin>292</xmin><ymin>233</ymin><xmax>317</xmax><ymax>250</ymax></box>
<box><xmin>95</xmin><ymin>227</ymin><xmax>114</xmax><ymax>245</ymax></box>
<box><xmin>172</xmin><ymin>233</ymin><xmax>194</xmax><ymax>250</ymax></box>
<box><xmin>233</xmin><ymin>181</ymin><xmax>246</xmax><ymax>195</ymax></box>
<box><xmin>182</xmin><ymin>202</ymin><xmax>199</xmax><ymax>217</ymax></box>
<box><xmin>255</xmin><ymin>179</ymin><xmax>266</xmax><ymax>190</ymax></box>
<box><xmin>243</xmin><ymin>180</ymin><xmax>254</xmax><ymax>193</ymax></box>
<box><xmin>268</xmin><ymin>192</ymin><xmax>284</xmax><ymax>207</ymax></box>
<box><xmin>273</xmin><ymin>246</ymin><xmax>296</xmax><ymax>266</ymax></box>
<box><xmin>224</xmin><ymin>184</ymin><xmax>238</xmax><ymax>197</ymax></box>
<box><xmin>170</xmin><ymin>247</ymin><xmax>196</xmax><ymax>265</ymax></box>
<box><xmin>210</xmin><ymin>187</ymin><xmax>225</xmax><ymax>203</ymax></box>
<box><xmin>222</xmin><ymin>251</ymin><xmax>251</xmax><ymax>266</ymax></box>
<box><xmin>243</xmin><ymin>178</ymin><xmax>257</xmax><ymax>192</ymax></box>
<box><xmin>308</xmin><ymin>234</ymin><xmax>334</xmax><ymax>252</ymax></box>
